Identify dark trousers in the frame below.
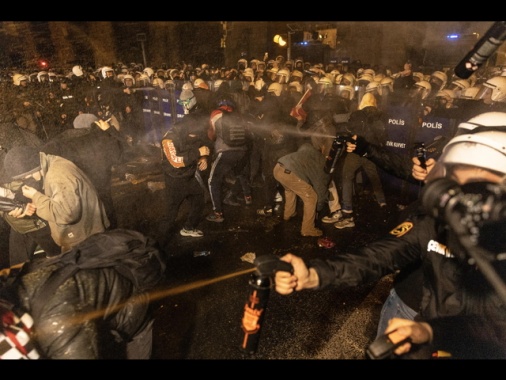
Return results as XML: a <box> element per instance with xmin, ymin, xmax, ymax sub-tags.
<box><xmin>208</xmin><ymin>150</ymin><xmax>247</xmax><ymax>214</ymax></box>
<box><xmin>157</xmin><ymin>173</ymin><xmax>205</xmax><ymax>243</ymax></box>
<box><xmin>9</xmin><ymin>225</ymin><xmax>61</xmax><ymax>266</ymax></box>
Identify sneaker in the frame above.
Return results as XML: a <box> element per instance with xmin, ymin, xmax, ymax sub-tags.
<box><xmin>180</xmin><ymin>228</ymin><xmax>204</xmax><ymax>237</ymax></box>
<box><xmin>206</xmin><ymin>212</ymin><xmax>224</xmax><ymax>223</ymax></box>
<box><xmin>334</xmin><ymin>217</ymin><xmax>355</xmax><ymax>229</ymax></box>
<box><xmin>223</xmin><ymin>194</ymin><xmax>241</xmax><ymax>206</ymax></box>
<box><xmin>244</xmin><ymin>195</ymin><xmax>253</xmax><ymax>205</ymax></box>
<box><xmin>257</xmin><ymin>207</ymin><xmax>273</xmax><ymax>217</ymax></box>
<box><xmin>322</xmin><ymin>210</ymin><xmax>343</xmax><ymax>224</ymax></box>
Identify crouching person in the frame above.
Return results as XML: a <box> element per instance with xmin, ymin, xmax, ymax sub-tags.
<box><xmin>0</xmin><ymin>228</ymin><xmax>166</xmax><ymax>359</ymax></box>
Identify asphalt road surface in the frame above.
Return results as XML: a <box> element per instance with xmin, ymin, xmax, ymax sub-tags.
<box><xmin>109</xmin><ymin>152</ymin><xmax>403</xmax><ymax>360</ymax></box>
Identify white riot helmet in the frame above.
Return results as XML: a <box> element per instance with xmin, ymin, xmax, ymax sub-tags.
<box><xmin>237</xmin><ymin>58</ymin><xmax>248</xmax><ymax>71</ymax></box>
<box><xmin>448</xmin><ymin>78</ymin><xmax>470</xmax><ymax>91</ymax></box>
<box><xmin>317</xmin><ymin>76</ymin><xmax>333</xmax><ymax>94</ymax></box>
<box><xmin>290</xmin><ymin>70</ymin><xmax>303</xmax><ymax>82</ymax></box>
<box><xmin>363</xmin><ymin>68</ymin><xmax>375</xmax><ymax>78</ymax></box>
<box><xmin>445</xmin><ymin>78</ymin><xmax>470</xmax><ymax>98</ymax></box>
<box><xmin>101</xmin><ymin>66</ymin><xmax>114</xmax><ymax>79</ymax></box>
<box><xmin>380</xmin><ymin>77</ymin><xmax>394</xmax><ymax>94</ymax></box>
<box><xmin>12</xmin><ymin>73</ymin><xmax>28</xmax><ymax>86</ymax></box>
<box><xmin>152</xmin><ymin>77</ymin><xmax>165</xmax><ymax>89</ymax></box>
<box><xmin>276</xmin><ymin>69</ymin><xmax>290</xmax><ymax>84</ymax></box>
<box><xmin>373</xmin><ymin>73</ymin><xmax>385</xmax><ymax>83</ymax></box>
<box><xmin>243</xmin><ymin>68</ymin><xmax>255</xmax><ymax>82</ymax></box>
<box><xmin>412</xmin><ymin>72</ymin><xmax>424</xmax><ymax>82</ymax></box>
<box><xmin>122</xmin><ymin>74</ymin><xmax>135</xmax><ymax>86</ymax></box>
<box><xmin>143</xmin><ymin>67</ymin><xmax>154</xmax><ymax>78</ymax></box>
<box><xmin>460</xmin><ymin>86</ymin><xmax>480</xmax><ymax>99</ymax></box>
<box><xmin>357</xmin><ymin>73</ymin><xmax>374</xmax><ymax>86</ymax></box>
<box><xmin>429</xmin><ymin>71</ymin><xmax>447</xmax><ymax>92</ymax></box>
<box><xmin>426</xmin><ymin>112</ymin><xmax>506</xmax><ymax>182</ymax></box>
<box><xmin>37</xmin><ymin>71</ymin><xmax>49</xmax><ymax>83</ymax></box>
<box><xmin>267</xmin><ymin>82</ymin><xmax>283</xmax><ymax>97</ymax></box>
<box><xmin>474</xmin><ymin>76</ymin><xmax>506</xmax><ymax>103</ymax></box>
<box><xmin>137</xmin><ymin>73</ymin><xmax>150</xmax><ymax>87</ymax></box>
<box><xmin>254</xmin><ymin>78</ymin><xmax>266</xmax><ymax>92</ymax></box>
<box><xmin>48</xmin><ymin>72</ymin><xmax>58</xmax><ymax>82</ymax></box>
<box><xmin>409</xmin><ymin>80</ymin><xmax>432</xmax><ymax>100</ymax></box>
<box><xmin>341</xmin><ymin>73</ymin><xmax>356</xmax><ymax>87</ymax></box>
<box><xmin>454</xmin><ymin>111</ymin><xmax>506</xmax><ymax>136</ymax></box>
<box><xmin>366</xmin><ymin>81</ymin><xmax>381</xmax><ymax>96</ymax></box>
<box><xmin>72</xmin><ymin>65</ymin><xmax>84</xmax><ymax>77</ymax></box>
<box><xmin>182</xmin><ymin>82</ymin><xmax>194</xmax><ymax>91</ymax></box>
<box><xmin>288</xmin><ymin>81</ymin><xmax>303</xmax><ymax>94</ymax></box>
<box><xmin>435</xmin><ymin>89</ymin><xmax>456</xmax><ymax>108</ymax></box>
<box><xmin>336</xmin><ymin>85</ymin><xmax>355</xmax><ymax>101</ymax></box>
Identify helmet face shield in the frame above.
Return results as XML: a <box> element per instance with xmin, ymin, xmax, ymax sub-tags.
<box><xmin>408</xmin><ymin>85</ymin><xmax>425</xmax><ymax>99</ymax></box>
<box><xmin>474</xmin><ymin>84</ymin><xmax>493</xmax><ymax>102</ymax></box>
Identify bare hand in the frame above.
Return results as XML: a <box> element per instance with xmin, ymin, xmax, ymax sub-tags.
<box><xmin>385</xmin><ymin>318</ymin><xmax>433</xmax><ymax>356</ymax></box>
<box><xmin>411</xmin><ymin>157</ymin><xmax>436</xmax><ymax>182</ymax></box>
<box><xmin>346</xmin><ymin>134</ymin><xmax>358</xmax><ymax>153</ymax></box>
<box><xmin>274</xmin><ymin>253</ymin><xmax>314</xmax><ymax>295</ymax></box>
<box><xmin>21</xmin><ymin>185</ymin><xmax>38</xmax><ymax>199</ymax></box>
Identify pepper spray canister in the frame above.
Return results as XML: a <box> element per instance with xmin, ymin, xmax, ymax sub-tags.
<box><xmin>240</xmin><ymin>272</ymin><xmax>271</xmax><ymax>355</ymax></box>
<box><xmin>240</xmin><ymin>254</ymin><xmax>294</xmax><ymax>355</ymax></box>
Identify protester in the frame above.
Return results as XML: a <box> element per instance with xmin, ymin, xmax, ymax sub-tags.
<box><xmin>206</xmin><ymin>97</ymin><xmax>250</xmax><ymax>223</ymax></box>
<box><xmin>158</xmin><ymin>89</ymin><xmax>211</xmax><ymax>244</ymax></box>
<box><xmin>42</xmin><ymin>114</ymin><xmax>129</xmax><ymax>229</ymax></box>
<box><xmin>3</xmin><ymin>145</ymin><xmax>109</xmax><ymax>254</ymax></box>
<box><xmin>0</xmin><ymin>228</ymin><xmax>166</xmax><ymax>359</ymax></box>
<box><xmin>274</xmin><ymin>122</ymin><xmax>333</xmax><ymax>237</ymax></box>
<box><xmin>336</xmin><ymin>92</ymin><xmax>388</xmax><ymax>229</ymax></box>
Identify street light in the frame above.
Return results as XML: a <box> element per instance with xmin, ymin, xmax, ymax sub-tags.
<box><xmin>274</xmin><ymin>33</ymin><xmax>293</xmax><ymax>61</ymax></box>
<box><xmin>273</xmin><ymin>34</ymin><xmax>287</xmax><ymax>46</ymax></box>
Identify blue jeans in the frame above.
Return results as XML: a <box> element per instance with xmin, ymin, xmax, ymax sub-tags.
<box><xmin>376</xmin><ymin>288</ymin><xmax>418</xmax><ymax>338</ymax></box>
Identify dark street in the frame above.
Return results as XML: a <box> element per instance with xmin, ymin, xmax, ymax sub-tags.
<box><xmin>110</xmin><ymin>150</ymin><xmax>401</xmax><ymax>360</ymax></box>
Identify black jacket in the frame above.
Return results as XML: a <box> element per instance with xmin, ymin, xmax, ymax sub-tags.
<box><xmin>308</xmin><ymin>210</ymin><xmax>506</xmax><ymax>358</ymax></box>
<box><xmin>161</xmin><ymin>107</ymin><xmax>212</xmax><ymax>179</ymax></box>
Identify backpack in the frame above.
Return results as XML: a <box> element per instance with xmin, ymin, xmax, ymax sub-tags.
<box><xmin>27</xmin><ymin>229</ymin><xmax>166</xmax><ymax>318</ymax></box>
<box><xmin>218</xmin><ymin>109</ymin><xmax>247</xmax><ymax>147</ymax></box>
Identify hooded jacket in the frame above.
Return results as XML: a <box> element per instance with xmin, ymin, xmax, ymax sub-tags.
<box><xmin>31</xmin><ymin>152</ymin><xmax>109</xmax><ymax>251</ymax></box>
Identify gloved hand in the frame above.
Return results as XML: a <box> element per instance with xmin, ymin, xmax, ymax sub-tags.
<box><xmin>353</xmin><ymin>135</ymin><xmax>370</xmax><ymax>157</ymax></box>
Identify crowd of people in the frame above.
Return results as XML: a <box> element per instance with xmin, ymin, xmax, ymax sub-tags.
<box><xmin>1</xmin><ymin>51</ymin><xmax>506</xmax><ymax>359</ymax></box>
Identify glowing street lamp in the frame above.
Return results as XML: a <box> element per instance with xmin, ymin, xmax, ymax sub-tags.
<box><xmin>273</xmin><ymin>34</ymin><xmax>287</xmax><ymax>47</ymax></box>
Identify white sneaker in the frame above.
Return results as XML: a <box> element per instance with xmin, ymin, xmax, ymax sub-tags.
<box><xmin>180</xmin><ymin>228</ymin><xmax>204</xmax><ymax>237</ymax></box>
<box><xmin>334</xmin><ymin>217</ymin><xmax>355</xmax><ymax>229</ymax></box>
<box><xmin>322</xmin><ymin>210</ymin><xmax>343</xmax><ymax>223</ymax></box>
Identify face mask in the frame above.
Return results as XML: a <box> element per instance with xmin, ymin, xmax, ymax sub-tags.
<box><xmin>23</xmin><ymin>177</ymin><xmax>42</xmax><ymax>191</ymax></box>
